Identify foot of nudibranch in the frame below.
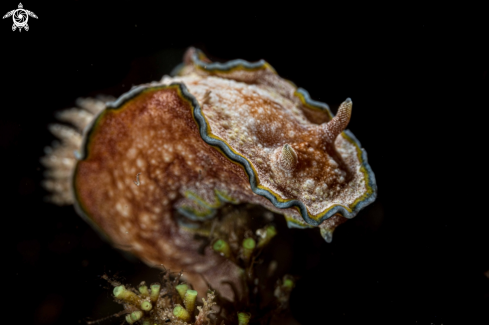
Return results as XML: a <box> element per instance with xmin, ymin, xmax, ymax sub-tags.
<box><xmin>318</xmin><ymin>214</ymin><xmax>347</xmax><ymax>243</ymax></box>
<box><xmin>320</xmin><ymin>227</ymin><xmax>334</xmax><ymax>243</ymax></box>
<box><xmin>283</xmin><ymin>211</ymin><xmax>346</xmax><ymax>243</ymax></box>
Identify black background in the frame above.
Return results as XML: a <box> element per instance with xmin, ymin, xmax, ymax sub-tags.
<box><xmin>2</xmin><ymin>2</ymin><xmax>488</xmax><ymax>325</ymax></box>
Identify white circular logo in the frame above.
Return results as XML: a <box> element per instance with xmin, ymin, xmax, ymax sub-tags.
<box><xmin>3</xmin><ymin>3</ymin><xmax>38</xmax><ymax>32</ymax></box>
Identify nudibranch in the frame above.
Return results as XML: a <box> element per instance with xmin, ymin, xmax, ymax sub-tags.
<box><xmin>42</xmin><ymin>48</ymin><xmax>376</xmax><ymax>297</ymax></box>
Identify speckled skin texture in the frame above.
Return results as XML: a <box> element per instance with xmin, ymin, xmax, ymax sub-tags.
<box><xmin>163</xmin><ymin>75</ymin><xmax>366</xmax><ymax>221</ymax></box>
<box><xmin>75</xmin><ymin>86</ymin><xmax>245</xmax><ymax>298</ymax></box>
<box><xmin>46</xmin><ymin>49</ymin><xmax>376</xmax><ymax>299</ymax></box>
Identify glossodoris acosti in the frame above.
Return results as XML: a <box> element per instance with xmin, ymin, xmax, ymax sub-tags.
<box><xmin>42</xmin><ymin>48</ymin><xmax>376</xmax><ymax>297</ymax></box>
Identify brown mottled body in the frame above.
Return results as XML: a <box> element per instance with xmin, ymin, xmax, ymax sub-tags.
<box><xmin>43</xmin><ymin>49</ymin><xmax>376</xmax><ymax>299</ymax></box>
<box><xmin>162</xmin><ymin>73</ymin><xmax>366</xmax><ymax>225</ymax></box>
<box><xmin>75</xmin><ymin>88</ymin><xmax>250</xmax><ymax>297</ymax></box>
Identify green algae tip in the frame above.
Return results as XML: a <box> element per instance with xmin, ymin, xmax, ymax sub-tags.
<box><xmin>125</xmin><ymin>314</ymin><xmax>134</xmax><ymax>324</ymax></box>
<box><xmin>243</xmin><ymin>238</ymin><xmax>256</xmax><ymax>250</ymax></box>
<box><xmin>139</xmin><ymin>284</ymin><xmax>149</xmax><ymax>296</ymax></box>
<box><xmin>238</xmin><ymin>312</ymin><xmax>251</xmax><ymax>325</ymax></box>
<box><xmin>130</xmin><ymin>311</ymin><xmax>143</xmax><ymax>321</ymax></box>
<box><xmin>141</xmin><ymin>300</ymin><xmax>152</xmax><ymax>311</ymax></box>
<box><xmin>150</xmin><ymin>283</ymin><xmax>161</xmax><ymax>302</ymax></box>
<box><xmin>283</xmin><ymin>279</ymin><xmax>294</xmax><ymax>289</ymax></box>
<box><xmin>113</xmin><ymin>285</ymin><xmax>126</xmax><ymax>298</ymax></box>
<box><xmin>242</xmin><ymin>238</ymin><xmax>256</xmax><ymax>261</ymax></box>
<box><xmin>266</xmin><ymin>225</ymin><xmax>277</xmax><ymax>237</ymax></box>
<box><xmin>173</xmin><ymin>304</ymin><xmax>190</xmax><ymax>322</ymax></box>
<box><xmin>213</xmin><ymin>239</ymin><xmax>231</xmax><ymax>258</ymax></box>
<box><xmin>113</xmin><ymin>285</ymin><xmax>138</xmax><ymax>304</ymax></box>
<box><xmin>175</xmin><ymin>283</ymin><xmax>189</xmax><ymax>301</ymax></box>
<box><xmin>257</xmin><ymin>225</ymin><xmax>277</xmax><ymax>248</ymax></box>
<box><xmin>184</xmin><ymin>289</ymin><xmax>198</xmax><ymax>315</ymax></box>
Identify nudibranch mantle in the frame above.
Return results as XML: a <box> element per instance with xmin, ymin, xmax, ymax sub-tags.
<box><xmin>43</xmin><ymin>48</ymin><xmax>376</xmax><ymax>296</ymax></box>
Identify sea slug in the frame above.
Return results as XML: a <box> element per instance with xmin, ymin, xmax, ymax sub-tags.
<box><xmin>42</xmin><ymin>48</ymin><xmax>377</xmax><ymax>298</ymax></box>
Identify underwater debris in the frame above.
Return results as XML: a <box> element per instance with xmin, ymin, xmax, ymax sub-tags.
<box><xmin>97</xmin><ymin>271</ymin><xmax>219</xmax><ymax>325</ymax></box>
<box><xmin>134</xmin><ymin>173</ymin><xmax>141</xmax><ymax>186</ymax></box>
<box><xmin>273</xmin><ymin>275</ymin><xmax>296</xmax><ymax>310</ymax></box>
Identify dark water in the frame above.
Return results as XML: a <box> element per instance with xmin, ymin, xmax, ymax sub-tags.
<box><xmin>2</xmin><ymin>3</ymin><xmax>488</xmax><ymax>325</ymax></box>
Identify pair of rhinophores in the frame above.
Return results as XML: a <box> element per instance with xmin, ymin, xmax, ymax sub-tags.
<box><xmin>42</xmin><ymin>48</ymin><xmax>377</xmax><ymax>298</ymax></box>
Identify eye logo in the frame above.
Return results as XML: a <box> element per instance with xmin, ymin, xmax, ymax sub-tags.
<box><xmin>3</xmin><ymin>3</ymin><xmax>37</xmax><ymax>32</ymax></box>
